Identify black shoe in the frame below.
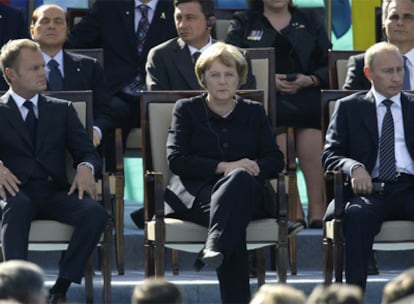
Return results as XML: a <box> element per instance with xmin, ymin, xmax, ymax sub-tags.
<box><xmin>48</xmin><ymin>293</ymin><xmax>66</xmax><ymax>304</ymax></box>
<box><xmin>367</xmin><ymin>251</ymin><xmax>379</xmax><ymax>275</ymax></box>
<box><xmin>309</xmin><ymin>219</ymin><xmax>323</xmax><ymax>229</ymax></box>
<box><xmin>130</xmin><ymin>207</ymin><xmax>145</xmax><ymax>229</ymax></box>
<box><xmin>288</xmin><ymin>221</ymin><xmax>305</xmax><ymax>236</ymax></box>
<box><xmin>201</xmin><ymin>249</ymin><xmax>224</xmax><ymax>269</ymax></box>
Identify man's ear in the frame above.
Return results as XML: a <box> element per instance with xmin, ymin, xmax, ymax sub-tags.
<box><xmin>363</xmin><ymin>66</ymin><xmax>372</xmax><ymax>81</ymax></box>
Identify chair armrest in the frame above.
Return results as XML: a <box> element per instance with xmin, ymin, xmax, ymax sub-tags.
<box><xmin>144</xmin><ymin>171</ymin><xmax>165</xmax><ymax>222</ymax></box>
<box><xmin>324</xmin><ymin>170</ymin><xmax>346</xmax><ymax>219</ymax></box>
<box><xmin>114</xmin><ymin>128</ymin><xmax>124</xmax><ymax>172</ymax></box>
<box><xmin>100</xmin><ymin>172</ymin><xmax>112</xmax><ymax>214</ymax></box>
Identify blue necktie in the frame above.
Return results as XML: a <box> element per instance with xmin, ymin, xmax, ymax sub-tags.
<box><xmin>193</xmin><ymin>52</ymin><xmax>201</xmax><ymax>64</ymax></box>
<box><xmin>127</xmin><ymin>4</ymin><xmax>150</xmax><ymax>94</ymax></box>
<box><xmin>23</xmin><ymin>100</ymin><xmax>37</xmax><ymax>145</ymax></box>
<box><xmin>403</xmin><ymin>56</ymin><xmax>411</xmax><ymax>90</ymax></box>
<box><xmin>48</xmin><ymin>59</ymin><xmax>63</xmax><ymax>90</ymax></box>
<box><xmin>378</xmin><ymin>99</ymin><xmax>396</xmax><ymax>182</ymax></box>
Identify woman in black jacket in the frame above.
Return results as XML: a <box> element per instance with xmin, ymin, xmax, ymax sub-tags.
<box><xmin>225</xmin><ymin>0</ymin><xmax>332</xmax><ymax>227</ymax></box>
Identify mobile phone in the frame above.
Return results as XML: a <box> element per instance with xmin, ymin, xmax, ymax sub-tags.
<box><xmin>286</xmin><ymin>73</ymin><xmax>297</xmax><ymax>82</ymax></box>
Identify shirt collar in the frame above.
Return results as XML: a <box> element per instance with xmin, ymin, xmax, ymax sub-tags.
<box><xmin>404</xmin><ymin>47</ymin><xmax>414</xmax><ymax>66</ymax></box>
<box><xmin>9</xmin><ymin>89</ymin><xmax>39</xmax><ymax>109</ymax></box>
<box><xmin>188</xmin><ymin>37</ymin><xmax>213</xmax><ymax>56</ymax></box>
<box><xmin>135</xmin><ymin>0</ymin><xmax>158</xmax><ymax>11</ymax></box>
<box><xmin>42</xmin><ymin>50</ymin><xmax>64</xmax><ymax>69</ymax></box>
<box><xmin>371</xmin><ymin>88</ymin><xmax>401</xmax><ymax>107</ymax></box>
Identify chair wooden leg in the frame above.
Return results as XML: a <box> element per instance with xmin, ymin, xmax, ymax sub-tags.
<box><xmin>115</xmin><ymin>173</ymin><xmax>124</xmax><ymax>275</ymax></box>
<box><xmin>334</xmin><ymin>221</ymin><xmax>344</xmax><ymax>283</ymax></box>
<box><xmin>323</xmin><ymin>236</ymin><xmax>333</xmax><ymax>285</ymax></box>
<box><xmin>145</xmin><ymin>244</ymin><xmax>155</xmax><ymax>277</ymax></box>
<box><xmin>154</xmin><ymin>243</ymin><xmax>165</xmax><ymax>277</ymax></box>
<box><xmin>102</xmin><ymin>222</ymin><xmax>113</xmax><ymax>303</ymax></box>
<box><xmin>84</xmin><ymin>257</ymin><xmax>94</xmax><ymax>304</ymax></box>
<box><xmin>276</xmin><ymin>217</ymin><xmax>288</xmax><ymax>283</ymax></box>
<box><xmin>287</xmin><ymin>174</ymin><xmax>299</xmax><ymax>275</ymax></box>
<box><xmin>288</xmin><ymin>238</ymin><xmax>297</xmax><ymax>275</ymax></box>
<box><xmin>256</xmin><ymin>248</ymin><xmax>266</xmax><ymax>287</ymax></box>
<box><xmin>172</xmin><ymin>249</ymin><xmax>179</xmax><ymax>276</ymax></box>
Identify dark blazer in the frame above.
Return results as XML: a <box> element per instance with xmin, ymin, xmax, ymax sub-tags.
<box><xmin>146</xmin><ymin>38</ymin><xmax>256</xmax><ymax>90</ymax></box>
<box><xmin>66</xmin><ymin>0</ymin><xmax>177</xmax><ymax>95</ymax></box>
<box><xmin>225</xmin><ymin>8</ymin><xmax>331</xmax><ymax>87</ymax></box>
<box><xmin>0</xmin><ymin>92</ymin><xmax>101</xmax><ymax>188</ymax></box>
<box><xmin>0</xmin><ymin>3</ymin><xmax>29</xmax><ymax>90</ymax></box>
<box><xmin>343</xmin><ymin>53</ymin><xmax>371</xmax><ymax>90</ymax></box>
<box><xmin>59</xmin><ymin>50</ymin><xmax>113</xmax><ymax>136</ymax></box>
<box><xmin>164</xmin><ymin>94</ymin><xmax>284</xmax><ymax>213</ymax></box>
<box><xmin>322</xmin><ymin>91</ymin><xmax>414</xmax><ymax>177</ymax></box>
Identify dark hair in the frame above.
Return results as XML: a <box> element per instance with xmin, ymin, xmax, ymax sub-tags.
<box><xmin>247</xmin><ymin>0</ymin><xmax>296</xmax><ymax>13</ymax></box>
<box><xmin>174</xmin><ymin>0</ymin><xmax>215</xmax><ymax>18</ymax></box>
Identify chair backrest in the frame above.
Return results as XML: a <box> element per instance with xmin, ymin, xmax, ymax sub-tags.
<box><xmin>328</xmin><ymin>50</ymin><xmax>364</xmax><ymax>89</ymax></box>
<box><xmin>215</xmin><ymin>19</ymin><xmax>231</xmax><ymax>41</ymax></box>
<box><xmin>321</xmin><ymin>89</ymin><xmax>362</xmax><ymax>139</ymax></box>
<box><xmin>66</xmin><ymin>7</ymin><xmax>89</xmax><ymax>30</ymax></box>
<box><xmin>43</xmin><ymin>90</ymin><xmax>94</xmax><ymax>181</ymax></box>
<box><xmin>243</xmin><ymin>48</ymin><xmax>276</xmax><ymax>125</ymax></box>
<box><xmin>66</xmin><ymin>48</ymin><xmax>104</xmax><ymax>66</ymax></box>
<box><xmin>141</xmin><ymin>90</ymin><xmax>264</xmax><ymax>189</ymax></box>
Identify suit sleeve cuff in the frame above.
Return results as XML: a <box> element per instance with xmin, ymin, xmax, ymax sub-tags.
<box><xmin>77</xmin><ymin>162</ymin><xmax>95</xmax><ymax>176</ymax></box>
<box><xmin>350</xmin><ymin>162</ymin><xmax>365</xmax><ymax>177</ymax></box>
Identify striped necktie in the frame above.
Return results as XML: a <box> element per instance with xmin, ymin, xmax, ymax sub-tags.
<box><xmin>378</xmin><ymin>99</ymin><xmax>396</xmax><ymax>181</ymax></box>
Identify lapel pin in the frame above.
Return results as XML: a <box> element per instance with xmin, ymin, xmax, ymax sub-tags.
<box><xmin>160</xmin><ymin>12</ymin><xmax>166</xmax><ymax>19</ymax></box>
<box><xmin>126</xmin><ymin>11</ymin><xmax>130</xmax><ymax>15</ymax></box>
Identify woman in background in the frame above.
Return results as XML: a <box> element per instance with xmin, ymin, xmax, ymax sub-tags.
<box><xmin>225</xmin><ymin>0</ymin><xmax>332</xmax><ymax>228</ymax></box>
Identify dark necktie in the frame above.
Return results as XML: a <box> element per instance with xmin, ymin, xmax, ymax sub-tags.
<box><xmin>129</xmin><ymin>4</ymin><xmax>150</xmax><ymax>94</ymax></box>
<box><xmin>136</xmin><ymin>5</ymin><xmax>150</xmax><ymax>56</ymax></box>
<box><xmin>47</xmin><ymin>59</ymin><xmax>63</xmax><ymax>90</ymax></box>
<box><xmin>403</xmin><ymin>56</ymin><xmax>411</xmax><ymax>90</ymax></box>
<box><xmin>193</xmin><ymin>51</ymin><xmax>202</xmax><ymax>64</ymax></box>
<box><xmin>23</xmin><ymin>100</ymin><xmax>37</xmax><ymax>145</ymax></box>
<box><xmin>378</xmin><ymin>99</ymin><xmax>396</xmax><ymax>181</ymax></box>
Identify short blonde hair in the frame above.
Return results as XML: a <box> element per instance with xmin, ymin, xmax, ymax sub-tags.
<box><xmin>250</xmin><ymin>283</ymin><xmax>306</xmax><ymax>304</ymax></box>
<box><xmin>364</xmin><ymin>41</ymin><xmax>401</xmax><ymax>71</ymax></box>
<box><xmin>195</xmin><ymin>41</ymin><xmax>248</xmax><ymax>89</ymax></box>
<box><xmin>0</xmin><ymin>39</ymin><xmax>40</xmax><ymax>84</ymax></box>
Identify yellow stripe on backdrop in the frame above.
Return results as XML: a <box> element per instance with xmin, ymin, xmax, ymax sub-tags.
<box><xmin>352</xmin><ymin>0</ymin><xmax>381</xmax><ymax>50</ymax></box>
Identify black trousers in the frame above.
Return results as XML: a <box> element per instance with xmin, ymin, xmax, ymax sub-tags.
<box><xmin>1</xmin><ymin>180</ymin><xmax>108</xmax><ymax>283</ymax></box>
<box><xmin>170</xmin><ymin>169</ymin><xmax>269</xmax><ymax>304</ymax></box>
<box><xmin>343</xmin><ymin>174</ymin><xmax>414</xmax><ymax>289</ymax></box>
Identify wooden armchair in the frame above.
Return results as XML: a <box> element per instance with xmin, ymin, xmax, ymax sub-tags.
<box><xmin>321</xmin><ymin>90</ymin><xmax>414</xmax><ymax>284</ymax></box>
<box><xmin>0</xmin><ymin>90</ymin><xmax>112</xmax><ymax>303</ymax></box>
<box><xmin>63</xmin><ymin>49</ymin><xmax>126</xmax><ymax>275</ymax></box>
<box><xmin>141</xmin><ymin>90</ymin><xmax>289</xmax><ymax>285</ymax></box>
<box><xmin>243</xmin><ymin>47</ymin><xmax>298</xmax><ymax>275</ymax></box>
<box><xmin>328</xmin><ymin>50</ymin><xmax>364</xmax><ymax>89</ymax></box>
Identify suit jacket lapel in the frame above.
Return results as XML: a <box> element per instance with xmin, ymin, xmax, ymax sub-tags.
<box><xmin>362</xmin><ymin>91</ymin><xmax>379</xmax><ymax>144</ymax></box>
<box><xmin>121</xmin><ymin>1</ymin><xmax>137</xmax><ymax>53</ymax></box>
<box><xmin>174</xmin><ymin>39</ymin><xmax>201</xmax><ymax>89</ymax></box>
<box><xmin>1</xmin><ymin>93</ymin><xmax>33</xmax><ymax>148</ymax></box>
<box><xmin>62</xmin><ymin>51</ymin><xmax>78</xmax><ymax>89</ymax></box>
<box><xmin>36</xmin><ymin>95</ymin><xmax>55</xmax><ymax>152</ymax></box>
<box><xmin>401</xmin><ymin>93</ymin><xmax>414</xmax><ymax>158</ymax></box>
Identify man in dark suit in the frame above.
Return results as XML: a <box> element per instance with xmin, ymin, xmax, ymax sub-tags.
<box><xmin>0</xmin><ymin>3</ymin><xmax>29</xmax><ymax>90</ymax></box>
<box><xmin>344</xmin><ymin>0</ymin><xmax>414</xmax><ymax>90</ymax></box>
<box><xmin>145</xmin><ymin>0</ymin><xmax>255</xmax><ymax>90</ymax></box>
<box><xmin>322</xmin><ymin>41</ymin><xmax>414</xmax><ymax>290</ymax></box>
<box><xmin>66</xmin><ymin>0</ymin><xmax>177</xmax><ymax>145</ymax></box>
<box><xmin>0</xmin><ymin>39</ymin><xmax>108</xmax><ymax>304</ymax></box>
<box><xmin>31</xmin><ymin>4</ymin><xmax>113</xmax><ymax>148</ymax></box>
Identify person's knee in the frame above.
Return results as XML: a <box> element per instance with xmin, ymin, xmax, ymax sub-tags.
<box><xmin>227</xmin><ymin>168</ymin><xmax>254</xmax><ymax>185</ymax></box>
